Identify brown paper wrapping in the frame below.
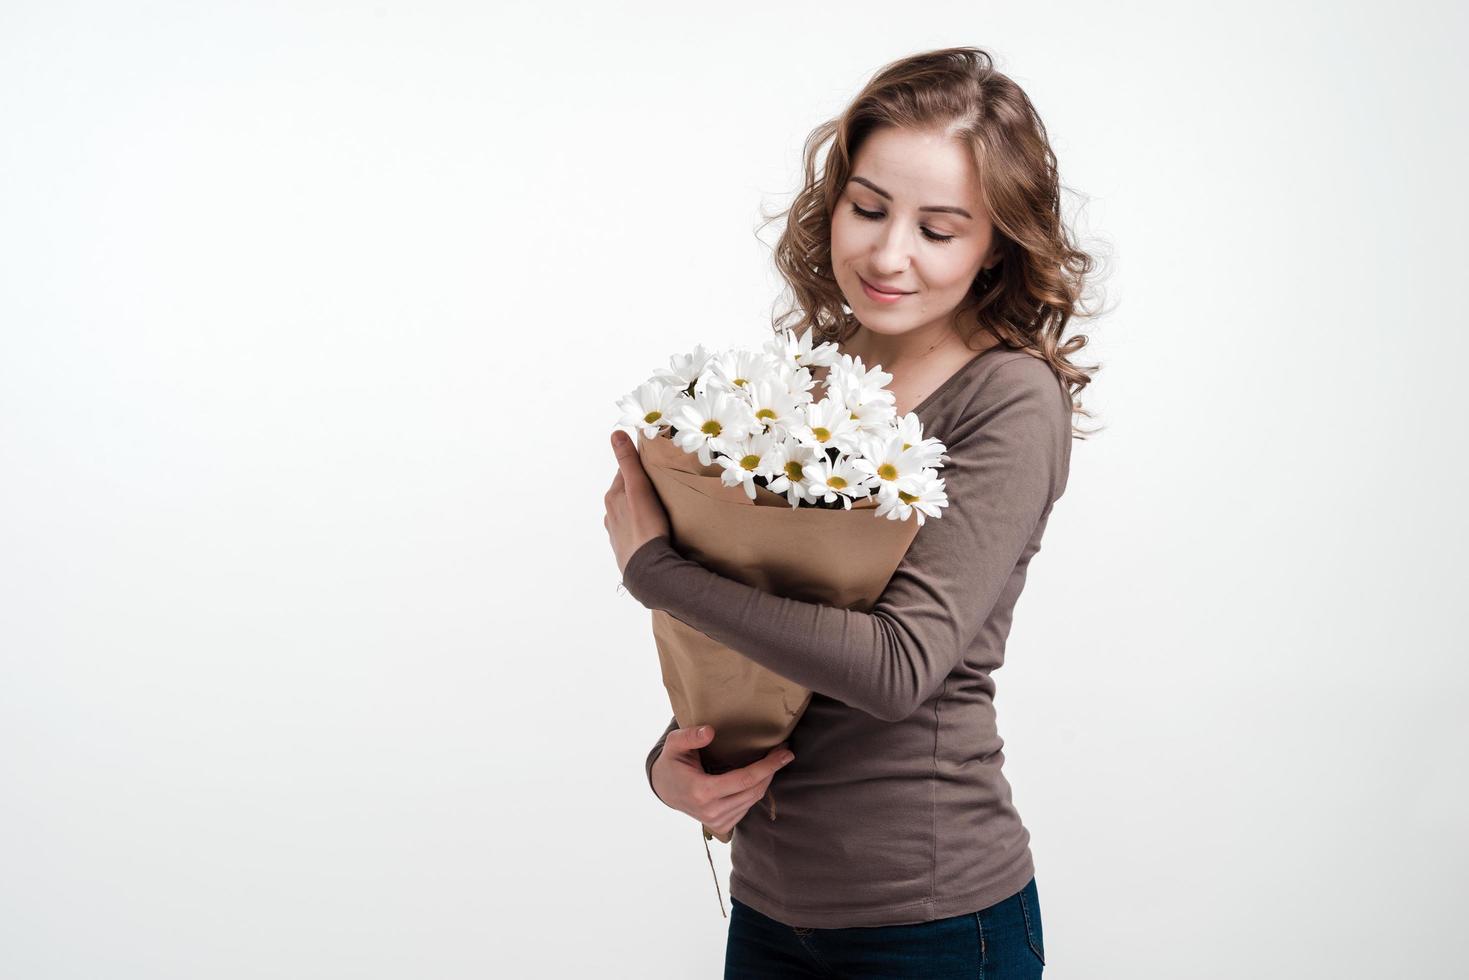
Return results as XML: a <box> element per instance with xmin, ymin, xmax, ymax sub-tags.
<box><xmin>636</xmin><ymin>427</ymin><xmax>921</xmax><ymax>843</ymax></box>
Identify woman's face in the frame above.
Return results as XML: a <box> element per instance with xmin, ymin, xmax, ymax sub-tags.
<box><xmin>830</xmin><ymin>126</ymin><xmax>1002</xmax><ymax>342</ymax></box>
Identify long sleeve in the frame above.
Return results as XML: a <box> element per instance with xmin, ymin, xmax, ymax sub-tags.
<box><xmin>645</xmin><ymin>714</ymin><xmax>679</xmax><ymax>805</ymax></box>
<box><xmin>621</xmin><ymin>357</ymin><xmax>1070</xmax><ymax>724</ymax></box>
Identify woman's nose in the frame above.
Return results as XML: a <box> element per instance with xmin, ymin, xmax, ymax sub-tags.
<box><xmin>870</xmin><ymin>224</ymin><xmax>912</xmax><ymax>275</ymax></box>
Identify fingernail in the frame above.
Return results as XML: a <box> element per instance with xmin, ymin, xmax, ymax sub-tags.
<box><xmin>697</xmin><ymin>726</ymin><xmax>707</xmax><ymax>736</ymax></box>
<box><xmin>781</xmin><ymin>753</ymin><xmax>795</xmax><ymax>765</ymax></box>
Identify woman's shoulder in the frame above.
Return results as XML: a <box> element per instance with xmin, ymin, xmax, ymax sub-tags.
<box><xmin>934</xmin><ymin>347</ymin><xmax>1071</xmax><ymax>453</ymax></box>
<box><xmin>983</xmin><ymin>346</ymin><xmax>1061</xmax><ymax>385</ymax></box>
<box><xmin>955</xmin><ymin>347</ymin><xmax>1068</xmax><ymax>414</ymax></box>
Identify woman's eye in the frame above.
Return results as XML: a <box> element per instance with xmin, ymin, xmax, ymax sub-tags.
<box><xmin>848</xmin><ymin>204</ymin><xmax>954</xmax><ymax>244</ymax></box>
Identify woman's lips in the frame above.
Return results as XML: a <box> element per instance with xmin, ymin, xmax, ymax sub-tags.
<box><xmin>859</xmin><ymin>275</ymin><xmax>911</xmax><ymax>304</ymax></box>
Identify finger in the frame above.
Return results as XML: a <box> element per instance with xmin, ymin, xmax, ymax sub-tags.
<box><xmin>611</xmin><ymin>429</ymin><xmax>655</xmax><ymax>492</ymax></box>
<box><xmin>707</xmin><ymin>781</ymin><xmax>771</xmax><ymax>829</ymax></box>
<box><xmin>705</xmin><ymin>775</ymin><xmax>775</xmax><ymax>828</ymax></box>
<box><xmin>610</xmin><ymin>428</ymin><xmax>637</xmax><ymax>457</ymax></box>
<box><xmin>604</xmin><ymin>477</ymin><xmax>627</xmax><ymax>519</ymax></box>
<box><xmin>668</xmin><ymin>725</ymin><xmax>715</xmax><ymax>753</ymax></box>
<box><xmin>706</xmin><ymin>743</ymin><xmax>794</xmax><ymax>799</ymax></box>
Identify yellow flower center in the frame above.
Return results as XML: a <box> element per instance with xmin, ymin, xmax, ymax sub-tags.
<box><xmin>901</xmin><ymin>442</ymin><xmax>911</xmax><ymax>451</ymax></box>
<box><xmin>734</xmin><ymin>378</ymin><xmax>748</xmax><ymax>387</ymax></box>
<box><xmin>898</xmin><ymin>489</ymin><xmax>919</xmax><ymax>503</ymax></box>
<box><xmin>784</xmin><ymin>461</ymin><xmax>804</xmax><ymax>479</ymax></box>
<box><xmin>827</xmin><ymin>475</ymin><xmax>848</xmax><ymax>490</ymax></box>
<box><xmin>701</xmin><ymin>420</ymin><xmax>722</xmax><ymax>436</ymax></box>
<box><xmin>755</xmin><ymin>407</ymin><xmax>776</xmax><ymax>421</ymax></box>
<box><xmin>812</xmin><ymin>426</ymin><xmax>831</xmax><ymax>443</ymax></box>
<box><xmin>740</xmin><ymin>454</ymin><xmax>760</xmax><ymax>471</ymax></box>
<box><xmin>643</xmin><ymin>410</ymin><xmax>663</xmax><ymax>424</ymax></box>
<box><xmin>877</xmin><ymin>462</ymin><xmax>897</xmax><ymax>481</ymax></box>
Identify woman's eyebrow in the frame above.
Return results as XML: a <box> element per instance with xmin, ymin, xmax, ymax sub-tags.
<box><xmin>850</xmin><ymin>176</ymin><xmax>973</xmax><ymax>219</ymax></box>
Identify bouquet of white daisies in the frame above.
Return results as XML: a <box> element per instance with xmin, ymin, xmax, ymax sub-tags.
<box><xmin>616</xmin><ymin>328</ymin><xmax>952</xmax><ymax>843</ymax></box>
<box><xmin>618</xmin><ymin>327</ymin><xmax>951</xmax><ymax>523</ymax></box>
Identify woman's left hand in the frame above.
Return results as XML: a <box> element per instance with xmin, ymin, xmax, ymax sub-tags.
<box><xmin>605</xmin><ymin>429</ymin><xmax>672</xmax><ymax>576</ymax></box>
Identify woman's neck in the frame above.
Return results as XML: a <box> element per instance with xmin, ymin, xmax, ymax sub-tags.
<box><xmin>843</xmin><ymin>320</ymin><xmax>997</xmax><ymax>373</ymax></box>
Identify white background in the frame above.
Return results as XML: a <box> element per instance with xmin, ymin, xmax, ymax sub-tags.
<box><xmin>2</xmin><ymin>2</ymin><xmax>1465</xmax><ymax>977</ymax></box>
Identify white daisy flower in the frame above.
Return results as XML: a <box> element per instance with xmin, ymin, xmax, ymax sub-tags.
<box><xmin>805</xmin><ymin>354</ymin><xmax>895</xmax><ymax>435</ymax></box>
<box><xmin>803</xmin><ymin>454</ymin><xmax>876</xmax><ymax>510</ymax></box>
<box><xmin>616</xmin><ymin>380</ymin><xmax>681</xmax><ymax>438</ymax></box>
<box><xmin>873</xmin><ymin>470</ymin><xmax>949</xmax><ymax>525</ymax></box>
<box><xmin>891</xmin><ymin>411</ymin><xmax>947</xmax><ymax>459</ymax></box>
<box><xmin>851</xmin><ymin>430</ymin><xmax>941</xmax><ymax>499</ymax></box>
<box><xmin>697</xmin><ymin>348</ymin><xmax>783</xmax><ymax>398</ymax></box>
<box><xmin>774</xmin><ymin>359</ymin><xmax>819</xmax><ymax>406</ymax></box>
<box><xmin>653</xmin><ymin>344</ymin><xmax>716</xmax><ymax>391</ymax></box>
<box><xmin>826</xmin><ymin>354</ymin><xmax>895</xmax><ymax>410</ymax></box>
<box><xmin>765</xmin><ymin>438</ymin><xmax>825</xmax><ymax>508</ymax></box>
<box><xmin>715</xmin><ymin>430</ymin><xmax>781</xmax><ymax>500</ymax></box>
<box><xmin>763</xmin><ymin>327</ymin><xmax>841</xmax><ymax>372</ymax></box>
<box><xmin>844</xmin><ymin>392</ymin><xmax>898</xmax><ymax>433</ymax></box>
<box><xmin>744</xmin><ymin>377</ymin><xmax>803</xmax><ymax>435</ymax></box>
<box><xmin>669</xmin><ymin>389</ymin><xmax>756</xmax><ymax>467</ymax></box>
<box><xmin>790</xmin><ymin>395</ymin><xmax>865</xmax><ymax>454</ymax></box>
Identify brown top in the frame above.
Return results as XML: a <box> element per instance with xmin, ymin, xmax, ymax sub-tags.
<box><xmin>623</xmin><ymin>343</ymin><xmax>1074</xmax><ymax>928</ymax></box>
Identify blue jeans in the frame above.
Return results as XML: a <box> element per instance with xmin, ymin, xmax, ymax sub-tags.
<box><xmin>724</xmin><ymin>877</ymin><xmax>1045</xmax><ymax>978</ymax></box>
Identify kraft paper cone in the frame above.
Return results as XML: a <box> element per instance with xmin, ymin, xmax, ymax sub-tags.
<box><xmin>636</xmin><ymin>428</ymin><xmax>922</xmax><ymax>844</ymax></box>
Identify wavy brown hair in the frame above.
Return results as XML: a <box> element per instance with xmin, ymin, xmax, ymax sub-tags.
<box><xmin>759</xmin><ymin>46</ymin><xmax>1106</xmax><ymax>437</ymax></box>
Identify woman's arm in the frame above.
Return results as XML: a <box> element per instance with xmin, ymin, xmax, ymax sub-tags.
<box><xmin>645</xmin><ymin>714</ymin><xmax>679</xmax><ymax>800</ymax></box>
<box><xmin>621</xmin><ymin>358</ymin><xmax>1070</xmax><ymax>724</ymax></box>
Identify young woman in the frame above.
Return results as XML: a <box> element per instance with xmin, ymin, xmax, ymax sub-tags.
<box><xmin>605</xmin><ymin>46</ymin><xmax>1099</xmax><ymax>978</ymax></box>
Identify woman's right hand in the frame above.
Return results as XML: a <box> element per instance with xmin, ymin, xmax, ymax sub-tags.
<box><xmin>650</xmin><ymin>725</ymin><xmax>796</xmax><ymax>838</ymax></box>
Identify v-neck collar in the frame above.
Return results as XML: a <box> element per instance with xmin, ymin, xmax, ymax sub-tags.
<box><xmin>909</xmin><ymin>341</ymin><xmax>1011</xmax><ymax>416</ymax></box>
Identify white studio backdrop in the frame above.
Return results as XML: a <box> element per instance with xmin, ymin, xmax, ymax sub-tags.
<box><xmin>2</xmin><ymin>2</ymin><xmax>1465</xmax><ymax>977</ymax></box>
